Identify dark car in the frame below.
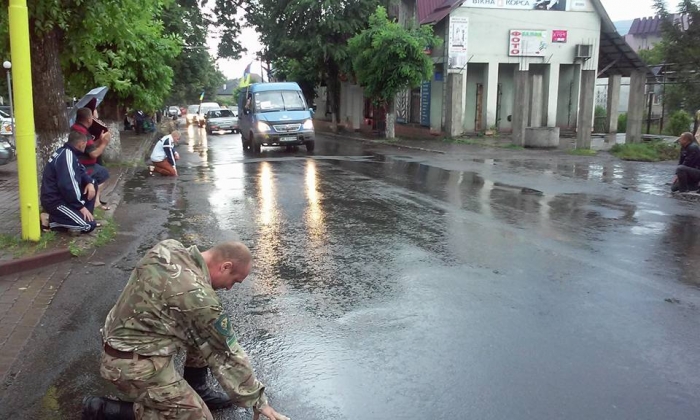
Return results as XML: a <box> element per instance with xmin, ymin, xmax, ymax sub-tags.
<box><xmin>205</xmin><ymin>109</ymin><xmax>239</xmax><ymax>134</ymax></box>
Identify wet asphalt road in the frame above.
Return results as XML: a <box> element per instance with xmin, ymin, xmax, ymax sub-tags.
<box><xmin>1</xmin><ymin>126</ymin><xmax>700</xmax><ymax>419</ymax></box>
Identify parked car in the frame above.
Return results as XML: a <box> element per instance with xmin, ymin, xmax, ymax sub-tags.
<box><xmin>0</xmin><ymin>109</ymin><xmax>13</xmax><ymax>136</ymax></box>
<box><xmin>197</xmin><ymin>102</ymin><xmax>221</xmax><ymax>127</ymax></box>
<box><xmin>167</xmin><ymin>106</ymin><xmax>181</xmax><ymax>118</ymax></box>
<box><xmin>205</xmin><ymin>109</ymin><xmax>239</xmax><ymax>135</ymax></box>
<box><xmin>0</xmin><ymin>136</ymin><xmax>15</xmax><ymax>165</ymax></box>
<box><xmin>238</xmin><ymin>82</ymin><xmax>315</xmax><ymax>153</ymax></box>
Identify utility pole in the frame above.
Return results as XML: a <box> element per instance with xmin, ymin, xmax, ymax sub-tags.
<box><xmin>8</xmin><ymin>0</ymin><xmax>40</xmax><ymax>241</ymax></box>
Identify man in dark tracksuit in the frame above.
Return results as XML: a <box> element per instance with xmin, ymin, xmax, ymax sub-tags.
<box><xmin>673</xmin><ymin>132</ymin><xmax>700</xmax><ymax>193</ymax></box>
<box><xmin>40</xmin><ymin>131</ymin><xmax>98</xmax><ymax>233</ymax></box>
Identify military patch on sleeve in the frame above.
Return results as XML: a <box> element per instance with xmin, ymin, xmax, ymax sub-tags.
<box><xmin>214</xmin><ymin>313</ymin><xmax>237</xmax><ymax>347</ymax></box>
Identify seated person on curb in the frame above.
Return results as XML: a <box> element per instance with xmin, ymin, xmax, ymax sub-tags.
<box><xmin>150</xmin><ymin>130</ymin><xmax>181</xmax><ymax>176</ymax></box>
<box><xmin>82</xmin><ymin>239</ymin><xmax>289</xmax><ymax>420</ymax></box>
<box><xmin>40</xmin><ymin>131</ymin><xmax>98</xmax><ymax>233</ymax></box>
<box><xmin>672</xmin><ymin>132</ymin><xmax>700</xmax><ymax>193</ymax></box>
<box><xmin>72</xmin><ymin>107</ymin><xmax>112</xmax><ymax>210</ymax></box>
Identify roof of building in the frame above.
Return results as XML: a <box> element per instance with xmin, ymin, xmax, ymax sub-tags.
<box><xmin>420</xmin><ymin>0</ymin><xmax>463</xmax><ymax>25</ymax></box>
<box><xmin>590</xmin><ymin>0</ymin><xmax>654</xmax><ymax>77</ymax></box>
<box><xmin>628</xmin><ymin>14</ymin><xmax>689</xmax><ymax>36</ymax></box>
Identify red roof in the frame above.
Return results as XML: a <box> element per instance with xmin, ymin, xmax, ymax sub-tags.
<box><xmin>419</xmin><ymin>0</ymin><xmax>465</xmax><ymax>24</ymax></box>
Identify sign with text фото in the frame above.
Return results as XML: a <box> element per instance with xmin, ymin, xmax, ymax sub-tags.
<box><xmin>509</xmin><ymin>30</ymin><xmax>549</xmax><ymax>57</ymax></box>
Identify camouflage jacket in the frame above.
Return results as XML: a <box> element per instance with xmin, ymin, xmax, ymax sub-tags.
<box><xmin>102</xmin><ymin>239</ymin><xmax>268</xmax><ymax>408</ymax></box>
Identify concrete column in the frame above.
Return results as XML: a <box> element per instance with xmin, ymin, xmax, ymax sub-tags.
<box><xmin>606</xmin><ymin>75</ymin><xmax>621</xmax><ymax>133</ymax></box>
<box><xmin>576</xmin><ymin>70</ymin><xmax>596</xmax><ymax>149</ymax></box>
<box><xmin>445</xmin><ymin>73</ymin><xmax>464</xmax><ymax>137</ymax></box>
<box><xmin>530</xmin><ymin>73</ymin><xmax>544</xmax><ymax>128</ymax></box>
<box><xmin>512</xmin><ymin>70</ymin><xmax>530</xmax><ymax>146</ymax></box>
<box><xmin>546</xmin><ymin>64</ymin><xmax>560</xmax><ymax>127</ymax></box>
<box><xmin>486</xmin><ymin>63</ymin><xmax>499</xmax><ymax>129</ymax></box>
<box><xmin>351</xmin><ymin>86</ymin><xmax>363</xmax><ymax>130</ymax></box>
<box><xmin>626</xmin><ymin>70</ymin><xmax>646</xmax><ymax>143</ymax></box>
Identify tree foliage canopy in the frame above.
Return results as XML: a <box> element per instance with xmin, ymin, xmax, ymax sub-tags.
<box><xmin>246</xmin><ymin>0</ymin><xmax>388</xmax><ymax>120</ymax></box>
<box><xmin>654</xmin><ymin>0</ymin><xmax>700</xmax><ymax>111</ymax></box>
<box><xmin>347</xmin><ymin>6</ymin><xmax>439</xmax><ymax>106</ymax></box>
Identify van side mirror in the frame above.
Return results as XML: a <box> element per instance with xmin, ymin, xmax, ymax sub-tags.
<box><xmin>309</xmin><ymin>108</ymin><xmax>315</xmax><ymax>116</ymax></box>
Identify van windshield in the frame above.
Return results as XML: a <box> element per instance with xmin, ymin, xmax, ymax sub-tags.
<box><xmin>254</xmin><ymin>90</ymin><xmax>306</xmax><ymax>112</ymax></box>
<box><xmin>187</xmin><ymin>105</ymin><xmax>199</xmax><ymax>113</ymax></box>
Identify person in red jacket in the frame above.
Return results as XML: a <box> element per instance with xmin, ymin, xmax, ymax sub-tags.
<box><xmin>72</xmin><ymin>108</ymin><xmax>112</xmax><ymax>209</ymax></box>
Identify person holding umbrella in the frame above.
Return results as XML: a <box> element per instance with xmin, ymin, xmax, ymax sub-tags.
<box><xmin>72</xmin><ymin>107</ymin><xmax>112</xmax><ymax>210</ymax></box>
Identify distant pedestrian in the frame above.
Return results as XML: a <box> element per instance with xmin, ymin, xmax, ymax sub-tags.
<box><xmin>672</xmin><ymin>132</ymin><xmax>700</xmax><ymax>193</ymax></box>
<box><xmin>82</xmin><ymin>239</ymin><xmax>289</xmax><ymax>420</ymax></box>
<box><xmin>150</xmin><ymin>130</ymin><xmax>181</xmax><ymax>177</ymax></box>
<box><xmin>40</xmin><ymin>131</ymin><xmax>98</xmax><ymax>233</ymax></box>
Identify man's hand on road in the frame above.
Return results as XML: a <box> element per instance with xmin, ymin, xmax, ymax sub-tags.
<box><xmin>84</xmin><ymin>183</ymin><xmax>96</xmax><ymax>201</ymax></box>
<box><xmin>80</xmin><ymin>207</ymin><xmax>95</xmax><ymax>222</ymax></box>
<box><xmin>253</xmin><ymin>405</ymin><xmax>290</xmax><ymax>420</ymax></box>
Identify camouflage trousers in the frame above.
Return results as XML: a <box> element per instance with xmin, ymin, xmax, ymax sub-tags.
<box><xmin>99</xmin><ymin>349</ymin><xmax>213</xmax><ymax>420</ymax></box>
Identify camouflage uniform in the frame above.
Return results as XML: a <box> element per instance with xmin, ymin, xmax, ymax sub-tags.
<box><xmin>100</xmin><ymin>239</ymin><xmax>268</xmax><ymax>419</ymax></box>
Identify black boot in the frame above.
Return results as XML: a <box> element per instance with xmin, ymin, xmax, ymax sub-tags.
<box><xmin>82</xmin><ymin>396</ymin><xmax>135</xmax><ymax>420</ymax></box>
<box><xmin>183</xmin><ymin>366</ymin><xmax>233</xmax><ymax>410</ymax></box>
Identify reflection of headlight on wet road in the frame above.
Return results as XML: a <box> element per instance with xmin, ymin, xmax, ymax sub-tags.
<box><xmin>260</xmin><ymin>161</ymin><xmax>275</xmax><ymax>225</ymax></box>
<box><xmin>305</xmin><ymin>159</ymin><xmax>325</xmax><ymax>232</ymax></box>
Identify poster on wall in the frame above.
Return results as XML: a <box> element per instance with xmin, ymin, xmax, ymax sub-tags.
<box><xmin>462</xmin><ymin>0</ymin><xmax>567</xmax><ymax>11</ymax></box>
<box><xmin>448</xmin><ymin>16</ymin><xmax>469</xmax><ymax>69</ymax></box>
<box><xmin>552</xmin><ymin>30</ymin><xmax>568</xmax><ymax>43</ymax></box>
<box><xmin>509</xmin><ymin>30</ymin><xmax>549</xmax><ymax>56</ymax></box>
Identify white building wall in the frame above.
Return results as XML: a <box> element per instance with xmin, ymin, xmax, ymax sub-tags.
<box><xmin>432</xmin><ymin>4</ymin><xmax>602</xmax><ymax>133</ymax></box>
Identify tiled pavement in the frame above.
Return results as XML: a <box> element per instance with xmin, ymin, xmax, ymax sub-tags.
<box><xmin>0</xmin><ymin>262</ymin><xmax>72</xmax><ymax>383</ymax></box>
<box><xmin>0</xmin><ymin>160</ymin><xmax>20</xmax><ymax>238</ymax></box>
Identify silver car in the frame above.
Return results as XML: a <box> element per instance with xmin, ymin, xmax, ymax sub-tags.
<box><xmin>0</xmin><ymin>137</ymin><xmax>15</xmax><ymax>165</ymax></box>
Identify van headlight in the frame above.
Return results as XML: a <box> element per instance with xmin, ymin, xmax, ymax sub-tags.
<box><xmin>302</xmin><ymin>119</ymin><xmax>314</xmax><ymax>130</ymax></box>
<box><xmin>257</xmin><ymin>121</ymin><xmax>271</xmax><ymax>132</ymax></box>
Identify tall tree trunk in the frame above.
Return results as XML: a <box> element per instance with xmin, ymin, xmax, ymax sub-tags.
<box><xmin>326</xmin><ymin>60</ymin><xmax>341</xmax><ymax>125</ymax></box>
<box><xmin>386</xmin><ymin>99</ymin><xmax>396</xmax><ymax>139</ymax></box>
<box><xmin>29</xmin><ymin>25</ymin><xmax>68</xmax><ymax>172</ymax></box>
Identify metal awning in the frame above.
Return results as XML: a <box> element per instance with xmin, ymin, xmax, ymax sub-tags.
<box><xmin>591</xmin><ymin>0</ymin><xmax>653</xmax><ymax>78</ymax></box>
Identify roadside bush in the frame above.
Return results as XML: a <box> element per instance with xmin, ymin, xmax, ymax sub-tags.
<box><xmin>667</xmin><ymin>110</ymin><xmax>693</xmax><ymax>136</ymax></box>
<box><xmin>594</xmin><ymin>106</ymin><xmax>607</xmax><ymax>133</ymax></box>
<box><xmin>618</xmin><ymin>113</ymin><xmax>627</xmax><ymax>132</ymax></box>
<box><xmin>610</xmin><ymin>140</ymin><xmax>679</xmax><ymax>162</ymax></box>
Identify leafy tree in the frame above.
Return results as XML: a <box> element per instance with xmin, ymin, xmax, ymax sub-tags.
<box><xmin>637</xmin><ymin>43</ymin><xmax>665</xmax><ymax>65</ymax></box>
<box><xmin>246</xmin><ymin>0</ymin><xmax>388</xmax><ymax>123</ymax></box>
<box><xmin>163</xmin><ymin>0</ymin><xmax>226</xmax><ymax>106</ymax></box>
<box><xmin>654</xmin><ymin>0</ymin><xmax>700</xmax><ymax>114</ymax></box>
<box><xmin>0</xmin><ymin>0</ymin><xmax>180</xmax><ymax>164</ymax></box>
<box><xmin>347</xmin><ymin>6</ymin><xmax>440</xmax><ymax>138</ymax></box>
<box><xmin>0</xmin><ymin>0</ymin><xmax>247</xmax><ymax>166</ymax></box>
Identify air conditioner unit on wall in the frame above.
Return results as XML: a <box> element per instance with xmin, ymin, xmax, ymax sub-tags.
<box><xmin>575</xmin><ymin>44</ymin><xmax>593</xmax><ymax>59</ymax></box>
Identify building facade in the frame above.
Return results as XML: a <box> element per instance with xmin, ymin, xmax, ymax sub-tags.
<box><xmin>318</xmin><ymin>0</ymin><xmax>648</xmax><ymax>146</ymax></box>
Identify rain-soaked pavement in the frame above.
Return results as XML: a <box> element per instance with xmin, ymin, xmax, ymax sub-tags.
<box><xmin>1</xmin><ymin>126</ymin><xmax>700</xmax><ymax>419</ymax></box>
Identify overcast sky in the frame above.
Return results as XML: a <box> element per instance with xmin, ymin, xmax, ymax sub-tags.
<box><xmin>210</xmin><ymin>0</ymin><xmax>667</xmax><ymax>81</ymax></box>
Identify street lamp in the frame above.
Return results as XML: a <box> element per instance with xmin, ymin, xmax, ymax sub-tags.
<box><xmin>2</xmin><ymin>60</ymin><xmax>15</xmax><ymax>141</ymax></box>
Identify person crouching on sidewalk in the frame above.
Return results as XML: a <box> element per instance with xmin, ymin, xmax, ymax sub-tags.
<box><xmin>40</xmin><ymin>131</ymin><xmax>98</xmax><ymax>233</ymax></box>
<box><xmin>150</xmin><ymin>130</ymin><xmax>181</xmax><ymax>176</ymax></box>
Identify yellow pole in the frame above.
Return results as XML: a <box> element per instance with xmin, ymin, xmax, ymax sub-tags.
<box><xmin>9</xmin><ymin>0</ymin><xmax>40</xmax><ymax>241</ymax></box>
